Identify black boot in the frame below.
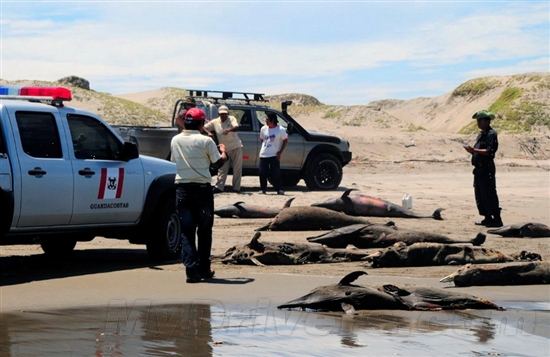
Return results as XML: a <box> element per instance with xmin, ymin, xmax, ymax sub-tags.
<box><xmin>475</xmin><ymin>216</ymin><xmax>491</xmax><ymax>226</ymax></box>
<box><xmin>486</xmin><ymin>214</ymin><xmax>503</xmax><ymax>228</ymax></box>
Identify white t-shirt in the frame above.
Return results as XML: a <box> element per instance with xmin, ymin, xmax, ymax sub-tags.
<box><xmin>170</xmin><ymin>130</ymin><xmax>221</xmax><ymax>184</ymax></box>
<box><xmin>259</xmin><ymin>125</ymin><xmax>288</xmax><ymax>158</ymax></box>
<box><xmin>204</xmin><ymin>116</ymin><xmax>243</xmax><ymax>151</ymax></box>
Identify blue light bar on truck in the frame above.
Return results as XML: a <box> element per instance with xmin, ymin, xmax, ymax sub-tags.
<box><xmin>0</xmin><ymin>86</ymin><xmax>72</xmax><ymax>101</ymax></box>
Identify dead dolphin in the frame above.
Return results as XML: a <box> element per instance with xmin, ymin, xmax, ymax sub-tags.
<box><xmin>311</xmin><ymin>189</ymin><xmax>444</xmax><ymax>220</ymax></box>
<box><xmin>366</xmin><ymin>242</ymin><xmax>542</xmax><ymax>268</ymax></box>
<box><xmin>440</xmin><ymin>261</ymin><xmax>550</xmax><ymax>286</ymax></box>
<box><xmin>277</xmin><ymin>271</ymin><xmax>503</xmax><ymax>313</ymax></box>
<box><xmin>256</xmin><ymin>206</ymin><xmax>370</xmax><ymax>231</ymax></box>
<box><xmin>214</xmin><ymin>198</ymin><xmax>295</xmax><ymax>218</ymax></box>
<box><xmin>307</xmin><ymin>223</ymin><xmax>485</xmax><ymax>248</ymax></box>
<box><xmin>213</xmin><ymin>232</ymin><xmax>372</xmax><ymax>265</ymax></box>
<box><xmin>487</xmin><ymin>222</ymin><xmax>550</xmax><ymax>238</ymax></box>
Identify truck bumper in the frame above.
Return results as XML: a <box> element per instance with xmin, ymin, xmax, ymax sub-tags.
<box><xmin>342</xmin><ymin>151</ymin><xmax>352</xmax><ymax>166</ymax></box>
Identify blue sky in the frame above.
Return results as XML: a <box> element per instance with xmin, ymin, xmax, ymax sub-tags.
<box><xmin>1</xmin><ymin>1</ymin><xmax>548</xmax><ymax>105</ymax></box>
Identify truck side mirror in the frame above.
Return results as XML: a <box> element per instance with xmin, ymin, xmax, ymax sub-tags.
<box><xmin>122</xmin><ymin>141</ymin><xmax>139</xmax><ymax>161</ymax></box>
<box><xmin>286</xmin><ymin>122</ymin><xmax>294</xmax><ymax>135</ymax></box>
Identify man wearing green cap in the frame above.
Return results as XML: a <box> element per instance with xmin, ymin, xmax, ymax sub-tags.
<box><xmin>463</xmin><ymin>110</ymin><xmax>503</xmax><ymax>227</ymax></box>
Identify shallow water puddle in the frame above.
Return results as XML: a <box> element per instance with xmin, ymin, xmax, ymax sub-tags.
<box><xmin>1</xmin><ymin>302</ymin><xmax>548</xmax><ymax>357</ymax></box>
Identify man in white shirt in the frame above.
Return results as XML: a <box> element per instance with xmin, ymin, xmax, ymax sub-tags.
<box><xmin>171</xmin><ymin>108</ymin><xmax>227</xmax><ymax>283</ymax></box>
<box><xmin>204</xmin><ymin>105</ymin><xmax>243</xmax><ymax>193</ymax></box>
<box><xmin>259</xmin><ymin>112</ymin><xmax>288</xmax><ymax>195</ymax></box>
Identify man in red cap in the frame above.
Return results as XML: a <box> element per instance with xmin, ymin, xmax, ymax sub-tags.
<box><xmin>171</xmin><ymin>108</ymin><xmax>227</xmax><ymax>283</ymax></box>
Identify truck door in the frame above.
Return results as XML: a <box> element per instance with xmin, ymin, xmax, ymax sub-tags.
<box><xmin>228</xmin><ymin>108</ymin><xmax>258</xmax><ymax>168</ymax></box>
<box><xmin>65</xmin><ymin>114</ymin><xmax>145</xmax><ymax>225</ymax></box>
<box><xmin>12</xmin><ymin>110</ymin><xmax>74</xmax><ymax>227</ymax></box>
<box><xmin>0</xmin><ymin>110</ymin><xmax>14</xmax><ymax>234</ymax></box>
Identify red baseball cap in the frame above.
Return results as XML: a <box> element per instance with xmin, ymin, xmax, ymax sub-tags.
<box><xmin>185</xmin><ymin>107</ymin><xmax>206</xmax><ymax>121</ymax></box>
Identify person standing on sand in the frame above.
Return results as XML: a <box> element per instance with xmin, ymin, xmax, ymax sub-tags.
<box><xmin>204</xmin><ymin>105</ymin><xmax>243</xmax><ymax>193</ymax></box>
<box><xmin>258</xmin><ymin>112</ymin><xmax>288</xmax><ymax>195</ymax></box>
<box><xmin>171</xmin><ymin>108</ymin><xmax>228</xmax><ymax>283</ymax></box>
<box><xmin>463</xmin><ymin>110</ymin><xmax>503</xmax><ymax>228</ymax></box>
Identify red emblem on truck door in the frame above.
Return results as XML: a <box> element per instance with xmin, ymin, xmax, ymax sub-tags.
<box><xmin>98</xmin><ymin>168</ymin><xmax>125</xmax><ymax>199</ymax></box>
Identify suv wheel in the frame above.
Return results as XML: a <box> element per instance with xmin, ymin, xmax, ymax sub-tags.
<box><xmin>146</xmin><ymin>198</ymin><xmax>182</xmax><ymax>261</ymax></box>
<box><xmin>40</xmin><ymin>235</ymin><xmax>77</xmax><ymax>257</ymax></box>
<box><xmin>304</xmin><ymin>153</ymin><xmax>343</xmax><ymax>190</ymax></box>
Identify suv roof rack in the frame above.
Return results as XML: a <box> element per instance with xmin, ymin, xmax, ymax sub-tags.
<box><xmin>186</xmin><ymin>89</ymin><xmax>266</xmax><ymax>104</ymax></box>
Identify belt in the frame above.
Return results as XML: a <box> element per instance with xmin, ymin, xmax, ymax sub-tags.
<box><xmin>177</xmin><ymin>183</ymin><xmax>211</xmax><ymax>188</ymax></box>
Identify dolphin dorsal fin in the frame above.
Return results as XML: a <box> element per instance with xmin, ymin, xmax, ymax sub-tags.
<box><xmin>342</xmin><ymin>189</ymin><xmax>357</xmax><ymax>198</ymax></box>
<box><xmin>338</xmin><ymin>271</ymin><xmax>367</xmax><ymax>286</ymax></box>
<box><xmin>283</xmin><ymin>197</ymin><xmax>296</xmax><ymax>209</ymax></box>
<box><xmin>250</xmin><ymin>232</ymin><xmax>261</xmax><ymax>245</ymax></box>
<box><xmin>233</xmin><ymin>201</ymin><xmax>246</xmax><ymax>207</ymax></box>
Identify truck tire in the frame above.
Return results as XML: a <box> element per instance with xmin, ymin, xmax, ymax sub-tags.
<box><xmin>40</xmin><ymin>235</ymin><xmax>77</xmax><ymax>257</ymax></box>
<box><xmin>304</xmin><ymin>153</ymin><xmax>343</xmax><ymax>190</ymax></box>
<box><xmin>146</xmin><ymin>198</ymin><xmax>182</xmax><ymax>261</ymax></box>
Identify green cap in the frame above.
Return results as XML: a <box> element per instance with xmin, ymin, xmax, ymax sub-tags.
<box><xmin>472</xmin><ymin>110</ymin><xmax>495</xmax><ymax>120</ymax></box>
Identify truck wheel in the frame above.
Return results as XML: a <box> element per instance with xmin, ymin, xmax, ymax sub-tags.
<box><xmin>146</xmin><ymin>198</ymin><xmax>182</xmax><ymax>261</ymax></box>
<box><xmin>40</xmin><ymin>236</ymin><xmax>77</xmax><ymax>256</ymax></box>
<box><xmin>304</xmin><ymin>153</ymin><xmax>342</xmax><ymax>190</ymax></box>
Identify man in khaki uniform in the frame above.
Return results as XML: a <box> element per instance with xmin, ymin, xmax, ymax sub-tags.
<box><xmin>204</xmin><ymin>105</ymin><xmax>243</xmax><ymax>193</ymax></box>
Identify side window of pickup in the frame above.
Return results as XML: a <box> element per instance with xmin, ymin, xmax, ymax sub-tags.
<box><xmin>67</xmin><ymin>114</ymin><xmax>124</xmax><ymax>160</ymax></box>
<box><xmin>229</xmin><ymin>109</ymin><xmax>253</xmax><ymax>132</ymax></box>
<box><xmin>16</xmin><ymin>112</ymin><xmax>62</xmax><ymax>158</ymax></box>
<box><xmin>254</xmin><ymin>110</ymin><xmax>288</xmax><ymax>129</ymax></box>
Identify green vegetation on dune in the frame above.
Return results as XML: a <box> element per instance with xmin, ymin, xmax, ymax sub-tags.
<box><xmin>459</xmin><ymin>86</ymin><xmax>549</xmax><ymax>134</ymax></box>
<box><xmin>452</xmin><ymin>77</ymin><xmax>500</xmax><ymax>97</ymax></box>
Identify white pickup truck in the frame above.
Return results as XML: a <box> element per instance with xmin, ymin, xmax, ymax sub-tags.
<box><xmin>0</xmin><ymin>86</ymin><xmax>181</xmax><ymax>260</ymax></box>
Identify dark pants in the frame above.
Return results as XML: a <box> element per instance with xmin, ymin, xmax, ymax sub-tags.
<box><xmin>259</xmin><ymin>156</ymin><xmax>282</xmax><ymax>192</ymax></box>
<box><xmin>176</xmin><ymin>183</ymin><xmax>214</xmax><ymax>277</ymax></box>
<box><xmin>473</xmin><ymin>164</ymin><xmax>500</xmax><ymax>217</ymax></box>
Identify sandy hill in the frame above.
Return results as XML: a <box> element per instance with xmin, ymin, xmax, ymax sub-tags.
<box><xmin>2</xmin><ymin>72</ymin><xmax>548</xmax><ymax>135</ymax></box>
<box><xmin>1</xmin><ymin>73</ymin><xmax>549</xmax><ymax>168</ymax></box>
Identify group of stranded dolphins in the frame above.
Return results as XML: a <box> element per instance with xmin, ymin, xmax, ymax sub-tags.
<box><xmin>213</xmin><ymin>189</ymin><xmax>550</xmax><ymax>313</ymax></box>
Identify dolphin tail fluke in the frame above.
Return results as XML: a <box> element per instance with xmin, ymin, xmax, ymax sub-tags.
<box><xmin>471</xmin><ymin>233</ymin><xmax>486</xmax><ymax>246</ymax></box>
<box><xmin>432</xmin><ymin>208</ymin><xmax>445</xmax><ymax>220</ymax></box>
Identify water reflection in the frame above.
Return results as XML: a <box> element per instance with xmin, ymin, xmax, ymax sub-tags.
<box><xmin>1</xmin><ymin>302</ymin><xmax>548</xmax><ymax>357</ymax></box>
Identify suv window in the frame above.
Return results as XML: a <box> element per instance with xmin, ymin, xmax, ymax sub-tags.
<box><xmin>229</xmin><ymin>109</ymin><xmax>253</xmax><ymax>132</ymax></box>
<box><xmin>16</xmin><ymin>111</ymin><xmax>62</xmax><ymax>158</ymax></box>
<box><xmin>254</xmin><ymin>110</ymin><xmax>288</xmax><ymax>129</ymax></box>
<box><xmin>67</xmin><ymin>114</ymin><xmax>124</xmax><ymax>160</ymax></box>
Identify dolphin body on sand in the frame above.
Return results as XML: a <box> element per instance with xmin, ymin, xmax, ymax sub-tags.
<box><xmin>277</xmin><ymin>271</ymin><xmax>503</xmax><ymax>313</ymax></box>
<box><xmin>213</xmin><ymin>232</ymin><xmax>372</xmax><ymax>265</ymax></box>
<box><xmin>311</xmin><ymin>189</ymin><xmax>444</xmax><ymax>220</ymax></box>
<box><xmin>440</xmin><ymin>261</ymin><xmax>550</xmax><ymax>286</ymax></box>
<box><xmin>365</xmin><ymin>242</ymin><xmax>542</xmax><ymax>268</ymax></box>
<box><xmin>214</xmin><ymin>198</ymin><xmax>295</xmax><ymax>218</ymax></box>
<box><xmin>307</xmin><ymin>223</ymin><xmax>486</xmax><ymax>248</ymax></box>
<box><xmin>255</xmin><ymin>206</ymin><xmax>371</xmax><ymax>231</ymax></box>
<box><xmin>487</xmin><ymin>222</ymin><xmax>550</xmax><ymax>238</ymax></box>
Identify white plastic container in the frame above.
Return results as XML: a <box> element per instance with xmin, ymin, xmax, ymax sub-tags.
<box><xmin>402</xmin><ymin>194</ymin><xmax>413</xmax><ymax>209</ymax></box>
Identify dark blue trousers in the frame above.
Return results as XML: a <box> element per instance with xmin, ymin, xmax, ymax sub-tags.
<box><xmin>176</xmin><ymin>183</ymin><xmax>214</xmax><ymax>277</ymax></box>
